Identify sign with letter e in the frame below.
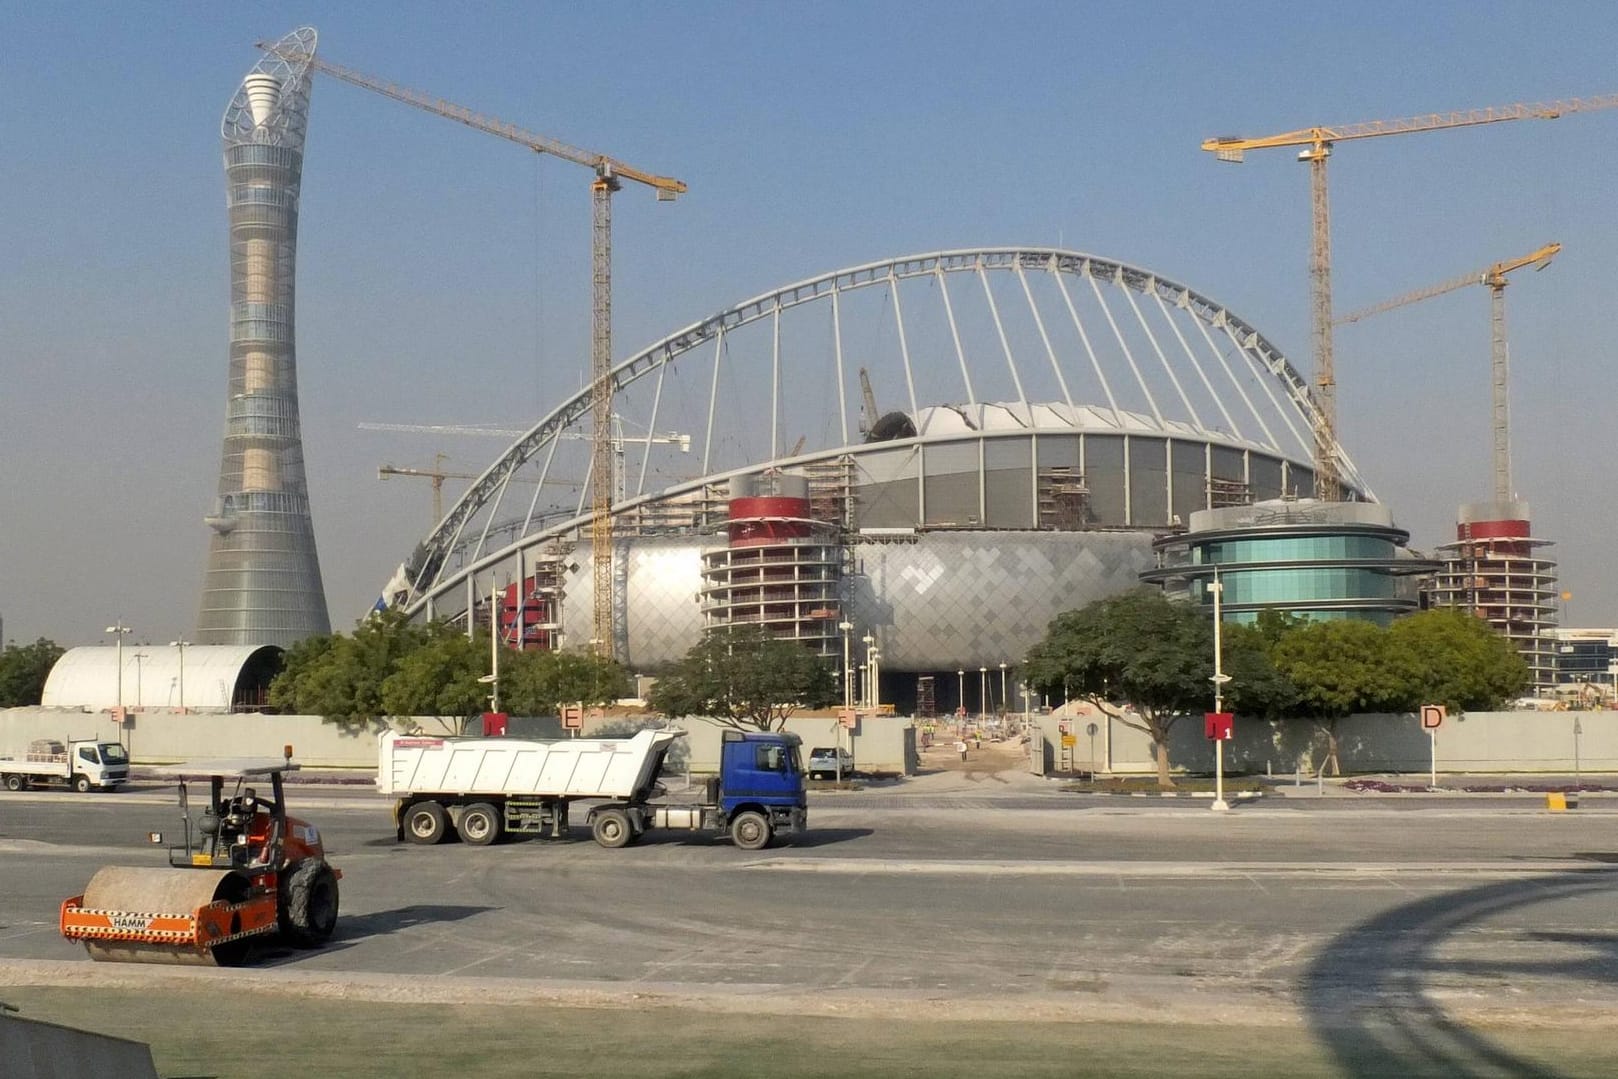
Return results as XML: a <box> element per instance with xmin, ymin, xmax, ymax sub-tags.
<box><xmin>1420</xmin><ymin>704</ymin><xmax>1446</xmax><ymax>730</ymax></box>
<box><xmin>1204</xmin><ymin>712</ymin><xmax>1234</xmax><ymax>741</ymax></box>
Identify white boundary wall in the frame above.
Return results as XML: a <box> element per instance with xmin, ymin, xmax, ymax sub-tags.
<box><xmin>1031</xmin><ymin>707</ymin><xmax>1618</xmax><ymax>776</ymax></box>
<box><xmin>0</xmin><ymin>708</ymin><xmax>917</xmax><ymax>775</ymax></box>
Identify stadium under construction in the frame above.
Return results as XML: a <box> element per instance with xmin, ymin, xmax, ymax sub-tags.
<box><xmin>371</xmin><ymin>248</ymin><xmax>1448</xmax><ymax>714</ymax></box>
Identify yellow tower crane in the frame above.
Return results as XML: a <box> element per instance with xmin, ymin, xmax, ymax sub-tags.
<box><xmin>260</xmin><ymin>42</ymin><xmax>687</xmax><ymax>660</ymax></box>
<box><xmin>1334</xmin><ymin>242</ymin><xmax>1561</xmax><ymax>509</ymax></box>
<box><xmin>1202</xmin><ymin>95</ymin><xmax>1618</xmax><ymax>502</ymax></box>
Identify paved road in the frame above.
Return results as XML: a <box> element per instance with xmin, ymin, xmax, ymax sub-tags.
<box><xmin>3</xmin><ymin>783</ymin><xmax>1617</xmax><ymax>1076</ymax></box>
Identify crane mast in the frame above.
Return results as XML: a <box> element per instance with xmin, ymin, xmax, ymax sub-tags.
<box><xmin>1203</xmin><ymin>95</ymin><xmax>1616</xmax><ymax>501</ymax></box>
<box><xmin>1334</xmin><ymin>242</ymin><xmax>1560</xmax><ymax>510</ymax></box>
<box><xmin>260</xmin><ymin>42</ymin><xmax>686</xmax><ymax>659</ymax></box>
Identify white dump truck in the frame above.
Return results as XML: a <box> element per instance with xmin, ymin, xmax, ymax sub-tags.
<box><xmin>377</xmin><ymin>726</ymin><xmax>809</xmax><ymax>850</ymax></box>
<box><xmin>1</xmin><ymin>739</ymin><xmax>130</xmax><ymax>792</ymax></box>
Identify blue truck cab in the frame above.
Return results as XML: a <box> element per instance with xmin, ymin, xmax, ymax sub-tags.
<box><xmin>714</xmin><ymin>729</ymin><xmax>807</xmax><ymax>850</ymax></box>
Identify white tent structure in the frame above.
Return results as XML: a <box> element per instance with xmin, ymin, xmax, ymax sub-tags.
<box><xmin>41</xmin><ymin>645</ymin><xmax>283</xmax><ymax>712</ymax></box>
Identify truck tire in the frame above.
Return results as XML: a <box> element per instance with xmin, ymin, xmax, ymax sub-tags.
<box><xmin>72</xmin><ymin>774</ymin><xmax>92</xmax><ymax>794</ymax></box>
<box><xmin>279</xmin><ymin>858</ymin><xmax>340</xmax><ymax>947</ymax></box>
<box><xmin>730</xmin><ymin>810</ymin><xmax>772</xmax><ymax>851</ymax></box>
<box><xmin>3</xmin><ymin>774</ymin><xmax>23</xmax><ymax>792</ymax></box>
<box><xmin>591</xmin><ymin>807</ymin><xmax>634</xmax><ymax>849</ymax></box>
<box><xmin>402</xmin><ymin>801</ymin><xmax>449</xmax><ymax>845</ymax></box>
<box><xmin>457</xmin><ymin>802</ymin><xmax>501</xmax><ymax>846</ymax></box>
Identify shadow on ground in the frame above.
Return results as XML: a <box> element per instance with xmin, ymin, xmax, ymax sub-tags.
<box><xmin>1302</xmin><ymin>867</ymin><xmax>1618</xmax><ymax>1077</ymax></box>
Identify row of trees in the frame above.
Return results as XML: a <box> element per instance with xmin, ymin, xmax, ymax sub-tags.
<box><xmin>269</xmin><ymin>610</ymin><xmax>631</xmax><ymax>730</ymax></box>
<box><xmin>1024</xmin><ymin>589</ymin><xmax>1529</xmax><ymax>787</ymax></box>
<box><xmin>268</xmin><ymin>616</ymin><xmax>840</xmax><ymax>732</ymax></box>
<box><xmin>0</xmin><ymin>638</ymin><xmax>65</xmax><ymax>707</ymax></box>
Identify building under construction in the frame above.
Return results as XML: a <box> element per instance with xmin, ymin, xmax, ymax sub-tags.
<box><xmin>196</xmin><ymin>28</ymin><xmax>330</xmax><ymax>647</ymax></box>
<box><xmin>1425</xmin><ymin>501</ymin><xmax>1559</xmax><ymax>692</ymax></box>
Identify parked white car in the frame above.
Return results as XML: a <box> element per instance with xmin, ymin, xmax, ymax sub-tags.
<box><xmin>806</xmin><ymin>746</ymin><xmax>855</xmax><ymax>779</ymax></box>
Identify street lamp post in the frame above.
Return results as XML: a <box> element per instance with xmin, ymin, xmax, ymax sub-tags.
<box><xmin>169</xmin><ymin>640</ymin><xmax>189</xmax><ymax>711</ymax></box>
<box><xmin>105</xmin><ymin>622</ymin><xmax>132</xmax><ymax>716</ymax></box>
<box><xmin>978</xmin><ymin>667</ymin><xmax>988</xmax><ymax>719</ymax></box>
<box><xmin>999</xmin><ymin>663</ymin><xmax>1008</xmax><ymax>721</ymax></box>
<box><xmin>956</xmin><ymin>669</ymin><xmax>965</xmax><ymax>722</ymax></box>
<box><xmin>1210</xmin><ymin>569</ymin><xmax>1232</xmax><ymax>813</ymax></box>
<box><xmin>867</xmin><ymin>637</ymin><xmax>880</xmax><ymax>711</ymax></box>
<box><xmin>839</xmin><ymin>622</ymin><xmax>855</xmax><ymax>710</ymax></box>
<box><xmin>131</xmin><ymin>652</ymin><xmax>149</xmax><ymax>709</ymax></box>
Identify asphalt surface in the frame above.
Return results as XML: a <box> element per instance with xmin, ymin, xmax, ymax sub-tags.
<box><xmin>3</xmin><ymin>754</ymin><xmax>1618</xmax><ymax>1076</ymax></box>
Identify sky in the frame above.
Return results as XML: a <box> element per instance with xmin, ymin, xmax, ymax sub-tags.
<box><xmin>3</xmin><ymin>1</ymin><xmax>1617</xmax><ymax>649</ymax></box>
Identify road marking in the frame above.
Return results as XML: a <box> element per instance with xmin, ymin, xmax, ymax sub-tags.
<box><xmin>745</xmin><ymin>858</ymin><xmax>1618</xmax><ymax>878</ymax></box>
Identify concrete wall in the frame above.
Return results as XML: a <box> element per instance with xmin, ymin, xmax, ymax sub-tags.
<box><xmin>1031</xmin><ymin>706</ymin><xmax>1618</xmax><ymax>776</ymax></box>
<box><xmin>0</xmin><ymin>1013</ymin><xmax>157</xmax><ymax>1079</ymax></box>
<box><xmin>0</xmin><ymin>707</ymin><xmax>918</xmax><ymax>776</ymax></box>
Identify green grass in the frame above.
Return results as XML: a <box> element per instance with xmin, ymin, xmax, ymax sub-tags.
<box><xmin>6</xmin><ymin>987</ymin><xmax>1617</xmax><ymax>1079</ymax></box>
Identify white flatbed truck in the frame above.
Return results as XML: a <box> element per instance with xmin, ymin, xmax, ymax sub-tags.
<box><xmin>1</xmin><ymin>739</ymin><xmax>130</xmax><ymax>792</ymax></box>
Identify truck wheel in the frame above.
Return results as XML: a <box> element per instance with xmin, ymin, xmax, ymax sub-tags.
<box><xmin>592</xmin><ymin>807</ymin><xmax>633</xmax><ymax>849</ymax></box>
<box><xmin>457</xmin><ymin>803</ymin><xmax>501</xmax><ymax>846</ymax></box>
<box><xmin>2</xmin><ymin>774</ymin><xmax>23</xmax><ymax>792</ymax></box>
<box><xmin>730</xmin><ymin>810</ymin><xmax>772</xmax><ymax>851</ymax></box>
<box><xmin>279</xmin><ymin>858</ymin><xmax>340</xmax><ymax>947</ymax></box>
<box><xmin>72</xmin><ymin>774</ymin><xmax>92</xmax><ymax>794</ymax></box>
<box><xmin>402</xmin><ymin>801</ymin><xmax>449</xmax><ymax>845</ymax></box>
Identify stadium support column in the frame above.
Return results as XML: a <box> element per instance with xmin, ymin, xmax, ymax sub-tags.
<box><xmin>197</xmin><ymin>27</ymin><xmax>330</xmax><ymax>646</ymax></box>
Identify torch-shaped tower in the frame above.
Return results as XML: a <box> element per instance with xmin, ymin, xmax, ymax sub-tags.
<box><xmin>197</xmin><ymin>27</ymin><xmax>330</xmax><ymax>645</ymax></box>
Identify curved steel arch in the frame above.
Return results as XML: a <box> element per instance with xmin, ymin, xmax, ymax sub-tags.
<box><xmin>400</xmin><ymin>246</ymin><xmax>1364</xmax><ymax>610</ymax></box>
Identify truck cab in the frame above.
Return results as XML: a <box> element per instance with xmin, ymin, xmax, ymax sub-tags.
<box><xmin>714</xmin><ymin>730</ymin><xmax>807</xmax><ymax>850</ymax></box>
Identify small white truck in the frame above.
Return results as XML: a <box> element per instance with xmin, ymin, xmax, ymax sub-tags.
<box><xmin>1</xmin><ymin>739</ymin><xmax>130</xmax><ymax>793</ymax></box>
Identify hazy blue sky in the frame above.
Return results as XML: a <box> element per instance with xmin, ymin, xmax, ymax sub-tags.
<box><xmin>4</xmin><ymin>1</ymin><xmax>1616</xmax><ymax>648</ymax></box>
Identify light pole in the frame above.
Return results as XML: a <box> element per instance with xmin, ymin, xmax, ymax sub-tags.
<box><xmin>978</xmin><ymin>667</ymin><xmax>988</xmax><ymax>719</ymax></box>
<box><xmin>169</xmin><ymin>640</ymin><xmax>189</xmax><ymax>711</ymax></box>
<box><xmin>105</xmin><ymin>622</ymin><xmax>132</xmax><ymax>715</ymax></box>
<box><xmin>839</xmin><ymin>622</ymin><xmax>855</xmax><ymax>710</ymax></box>
<box><xmin>1210</xmin><ymin>568</ymin><xmax>1232</xmax><ymax>813</ymax></box>
<box><xmin>999</xmin><ymin>662</ymin><xmax>1008</xmax><ymax>720</ymax></box>
<box><xmin>957</xmin><ymin>669</ymin><xmax>965</xmax><ymax>720</ymax></box>
<box><xmin>482</xmin><ymin>575</ymin><xmax>502</xmax><ymax>715</ymax></box>
<box><xmin>131</xmin><ymin>652</ymin><xmax>149</xmax><ymax>709</ymax></box>
<box><xmin>867</xmin><ymin>637</ymin><xmax>880</xmax><ymax>711</ymax></box>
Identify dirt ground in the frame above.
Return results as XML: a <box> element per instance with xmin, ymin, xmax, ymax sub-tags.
<box><xmin>915</xmin><ymin>732</ymin><xmax>1035</xmax><ymax>779</ymax></box>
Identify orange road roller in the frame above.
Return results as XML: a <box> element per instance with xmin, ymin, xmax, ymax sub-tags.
<box><xmin>61</xmin><ymin>754</ymin><xmax>340</xmax><ymax>966</ymax></box>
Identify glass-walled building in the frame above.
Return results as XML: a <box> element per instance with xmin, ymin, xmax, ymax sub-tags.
<box><xmin>1141</xmin><ymin>500</ymin><xmax>1437</xmax><ymax>625</ymax></box>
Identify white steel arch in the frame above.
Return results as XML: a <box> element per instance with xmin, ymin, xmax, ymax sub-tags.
<box><xmin>390</xmin><ymin>247</ymin><xmax>1369</xmax><ymax>617</ymax></box>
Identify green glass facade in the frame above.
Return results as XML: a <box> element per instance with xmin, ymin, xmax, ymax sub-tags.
<box><xmin>1143</xmin><ymin>502</ymin><xmax>1438</xmax><ymax>626</ymax></box>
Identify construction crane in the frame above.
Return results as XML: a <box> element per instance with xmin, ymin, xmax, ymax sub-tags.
<box><xmin>1334</xmin><ymin>242</ymin><xmax>1561</xmax><ymax>507</ymax></box>
<box><xmin>260</xmin><ymin>42</ymin><xmax>686</xmax><ymax>659</ymax></box>
<box><xmin>379</xmin><ymin>461</ymin><xmax>568</xmax><ymax>525</ymax></box>
<box><xmin>858</xmin><ymin>368</ymin><xmax>879</xmax><ymax>437</ymax></box>
<box><xmin>358</xmin><ymin>418</ymin><xmax>690</xmax><ymax>503</ymax></box>
<box><xmin>1202</xmin><ymin>94</ymin><xmax>1618</xmax><ymax>502</ymax></box>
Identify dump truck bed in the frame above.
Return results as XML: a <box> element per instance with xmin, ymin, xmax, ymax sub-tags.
<box><xmin>377</xmin><ymin>728</ymin><xmax>682</xmax><ymax>800</ymax></box>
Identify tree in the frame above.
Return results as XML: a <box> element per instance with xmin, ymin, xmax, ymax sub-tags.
<box><xmin>647</xmin><ymin>625</ymin><xmax>837</xmax><ymax>731</ymax></box>
<box><xmin>379</xmin><ymin>631</ymin><xmax>487</xmax><ymax>726</ymax></box>
<box><xmin>1023</xmin><ymin>588</ymin><xmax>1213</xmax><ymax>788</ymax></box>
<box><xmin>501</xmin><ymin>648</ymin><xmax>632</xmax><ymax>716</ymax></box>
<box><xmin>269</xmin><ymin>609</ymin><xmax>445</xmax><ymax>729</ymax></box>
<box><xmin>1270</xmin><ymin>619</ymin><xmax>1393</xmax><ymax>774</ymax></box>
<box><xmin>1383</xmin><ymin>608</ymin><xmax>1529</xmax><ymax>711</ymax></box>
<box><xmin>0</xmin><ymin>638</ymin><xmax>65</xmax><ymax>707</ymax></box>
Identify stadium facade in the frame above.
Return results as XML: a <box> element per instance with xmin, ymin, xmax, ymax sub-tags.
<box><xmin>196</xmin><ymin>27</ymin><xmax>330</xmax><ymax>647</ymax></box>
